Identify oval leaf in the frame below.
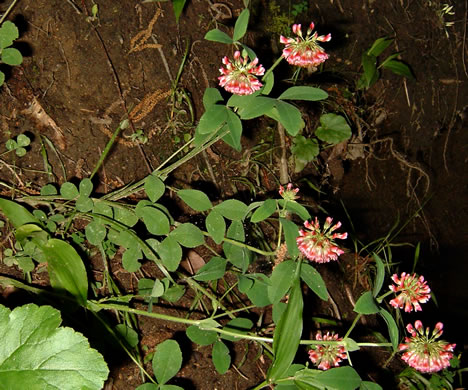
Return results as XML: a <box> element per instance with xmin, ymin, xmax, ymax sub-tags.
<box><xmin>156</xmin><ymin>236</ymin><xmax>182</xmax><ymax>272</ymax></box>
<box><xmin>0</xmin><ymin>198</ymin><xmax>40</xmax><ymax>228</ymax></box>
<box><xmin>194</xmin><ymin>256</ymin><xmax>226</xmax><ymax>281</ymax></box>
<box><xmin>215</xmin><ymin>199</ymin><xmax>248</xmax><ymax>220</ymax></box>
<box><xmin>186</xmin><ymin>325</ymin><xmax>217</xmax><ymax>346</ymax></box>
<box><xmin>85</xmin><ymin>221</ymin><xmax>107</xmax><ymax>246</ymax></box>
<box><xmin>205</xmin><ymin>209</ymin><xmax>226</xmax><ymax>244</ymax></box>
<box><xmin>233</xmin><ymin>9</ymin><xmax>250</xmax><ymax>41</ymax></box>
<box><xmin>204</xmin><ymin>29</ymin><xmax>233</xmax><ymax>44</ymax></box>
<box><xmin>145</xmin><ymin>175</ymin><xmax>165</xmax><ymax>203</ymax></box>
<box><xmin>43</xmin><ymin>238</ymin><xmax>88</xmax><ymax>305</ymax></box>
<box><xmin>141</xmin><ymin>206</ymin><xmax>170</xmax><ymax>235</ymax></box>
<box><xmin>354</xmin><ymin>291</ymin><xmax>380</xmax><ymax>314</ymax></box>
<box><xmin>268</xmin><ymin>260</ymin><xmax>296</xmax><ymax>304</ymax></box>
<box><xmin>300</xmin><ymin>263</ymin><xmax>328</xmax><ymax>301</ymax></box>
<box><xmin>170</xmin><ymin>223</ymin><xmax>204</xmax><ymax>248</ymax></box>
<box><xmin>152</xmin><ymin>339</ymin><xmax>182</xmax><ymax>385</ymax></box>
<box><xmin>278</xmin><ymin>86</ymin><xmax>328</xmax><ymax>101</ymax></box>
<box><xmin>212</xmin><ymin>340</ymin><xmax>231</xmax><ymax>374</ymax></box>
<box><xmin>178</xmin><ymin>189</ymin><xmax>212</xmax><ymax>211</ymax></box>
<box><xmin>250</xmin><ymin>199</ymin><xmax>276</xmax><ymax>223</ymax></box>
<box><xmin>197</xmin><ymin>105</ymin><xmax>228</xmax><ymax>134</ymax></box>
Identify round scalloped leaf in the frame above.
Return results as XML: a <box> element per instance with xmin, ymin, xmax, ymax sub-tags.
<box><xmin>0</xmin><ymin>303</ymin><xmax>109</xmax><ymax>389</ymax></box>
<box><xmin>0</xmin><ymin>21</ymin><xmax>19</xmax><ymax>49</ymax></box>
<box><xmin>1</xmin><ymin>47</ymin><xmax>23</xmax><ymax>66</ymax></box>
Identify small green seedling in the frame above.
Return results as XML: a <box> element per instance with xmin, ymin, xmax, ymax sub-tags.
<box><xmin>358</xmin><ymin>37</ymin><xmax>414</xmax><ymax>89</ymax></box>
<box><xmin>4</xmin><ymin>134</ymin><xmax>31</xmax><ymax>157</ymax></box>
<box><xmin>0</xmin><ymin>21</ymin><xmax>23</xmax><ymax>86</ymax></box>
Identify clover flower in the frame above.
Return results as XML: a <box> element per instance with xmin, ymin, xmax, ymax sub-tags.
<box><xmin>279</xmin><ymin>183</ymin><xmax>299</xmax><ymax>201</ymax></box>
<box><xmin>389</xmin><ymin>272</ymin><xmax>431</xmax><ymax>312</ymax></box>
<box><xmin>280</xmin><ymin>22</ymin><xmax>331</xmax><ymax>68</ymax></box>
<box><xmin>399</xmin><ymin>321</ymin><xmax>456</xmax><ymax>373</ymax></box>
<box><xmin>296</xmin><ymin>217</ymin><xmax>347</xmax><ymax>263</ymax></box>
<box><xmin>308</xmin><ymin>331</ymin><xmax>347</xmax><ymax>370</ymax></box>
<box><xmin>218</xmin><ymin>51</ymin><xmax>265</xmax><ymax>95</ymax></box>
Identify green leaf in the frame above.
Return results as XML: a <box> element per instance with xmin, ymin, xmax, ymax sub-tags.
<box><xmin>379</xmin><ymin>308</ymin><xmax>399</xmax><ymax>351</ymax></box>
<box><xmin>354</xmin><ymin>291</ymin><xmax>380</xmax><ymax>314</ymax></box>
<box><xmin>205</xmin><ymin>209</ymin><xmax>226</xmax><ymax>244</ymax></box>
<box><xmin>0</xmin><ymin>198</ymin><xmax>40</xmax><ymax>228</ymax></box>
<box><xmin>0</xmin><ymin>304</ymin><xmax>108</xmax><ymax>389</ymax></box>
<box><xmin>360</xmin><ymin>381</ymin><xmax>383</xmax><ymax>390</ymax></box>
<box><xmin>300</xmin><ymin>263</ymin><xmax>328</xmax><ymax>300</ymax></box>
<box><xmin>250</xmin><ymin>199</ymin><xmax>276</xmax><ymax>223</ymax></box>
<box><xmin>272</xmin><ymin>301</ymin><xmax>287</xmax><ymax>325</ymax></box>
<box><xmin>262</xmin><ymin>72</ymin><xmax>274</xmax><ymax>95</ymax></box>
<box><xmin>278</xmin><ymin>199</ymin><xmax>311</xmax><ymax>221</ymax></box>
<box><xmin>372</xmin><ymin>253</ymin><xmax>385</xmax><ymax>297</ymax></box>
<box><xmin>145</xmin><ymin>175</ymin><xmax>165</xmax><ymax>203</ymax></box>
<box><xmin>170</xmin><ymin>222</ymin><xmax>204</xmax><ymax>248</ymax></box>
<box><xmin>159</xmin><ymin>385</ymin><xmax>184</xmax><ymax>390</ymax></box>
<box><xmin>93</xmin><ymin>201</ymin><xmax>113</xmax><ymax>218</ymax></box>
<box><xmin>280</xmin><ymin>218</ymin><xmax>299</xmax><ymax>258</ymax></box>
<box><xmin>85</xmin><ymin>221</ymin><xmax>107</xmax><ymax>245</ymax></box>
<box><xmin>43</xmin><ymin>239</ymin><xmax>88</xmax><ymax>305</ymax></box>
<box><xmin>197</xmin><ymin>104</ymin><xmax>228</xmax><ymax>134</ymax></box>
<box><xmin>16</xmin><ymin>134</ymin><xmax>30</xmax><ymax>147</ymax></box>
<box><xmin>381</xmin><ymin>59</ymin><xmax>414</xmax><ymax>79</ymax></box>
<box><xmin>114</xmin><ymin>205</ymin><xmax>138</xmax><ymax>227</ymax></box>
<box><xmin>295</xmin><ymin>366</ymin><xmax>361</xmax><ymax>390</ymax></box>
<box><xmin>141</xmin><ymin>206</ymin><xmax>170</xmax><ymax>235</ymax></box>
<box><xmin>114</xmin><ymin>324</ymin><xmax>139</xmax><ymax>348</ymax></box>
<box><xmin>172</xmin><ymin>0</ymin><xmax>186</xmax><ymax>23</ymax></box>
<box><xmin>152</xmin><ymin>339</ymin><xmax>182</xmax><ymax>385</ymax></box>
<box><xmin>238</xmin><ymin>97</ymin><xmax>276</xmax><ymax>119</ymax></box>
<box><xmin>79</xmin><ymin>178</ymin><xmax>93</xmax><ymax>197</ymax></box>
<box><xmin>122</xmin><ymin>245</ymin><xmax>142</xmax><ymax>272</ymax></box>
<box><xmin>186</xmin><ymin>325</ymin><xmax>217</xmax><ymax>346</ymax></box>
<box><xmin>291</xmin><ymin>135</ymin><xmax>319</xmax><ymax>167</ymax></box>
<box><xmin>178</xmin><ymin>189</ymin><xmax>212</xmax><ymax>211</ymax></box>
<box><xmin>233</xmin><ymin>8</ymin><xmax>250</xmax><ymax>41</ymax></box>
<box><xmin>203</xmin><ymin>88</ymin><xmax>224</xmax><ymax>109</ymax></box>
<box><xmin>267</xmin><ymin>275</ymin><xmax>303</xmax><ymax>382</ymax></box>
<box><xmin>212</xmin><ymin>340</ymin><xmax>231</xmax><ymax>374</ymax></box>
<box><xmin>223</xmin><ymin>110</ymin><xmax>243</xmax><ymax>151</ymax></box>
<box><xmin>246</xmin><ymin>275</ymin><xmax>272</xmax><ymax>307</ymax></box>
<box><xmin>60</xmin><ymin>182</ymin><xmax>79</xmax><ymax>199</ymax></box>
<box><xmin>360</xmin><ymin>53</ymin><xmax>378</xmax><ymax>89</ymax></box>
<box><xmin>162</xmin><ymin>284</ymin><xmax>185</xmax><ymax>302</ymax></box>
<box><xmin>215</xmin><ymin>199</ymin><xmax>248</xmax><ymax>220</ymax></box>
<box><xmin>223</xmin><ymin>220</ymin><xmax>252</xmax><ymax>272</ymax></box>
<box><xmin>221</xmin><ymin>318</ymin><xmax>253</xmax><ymax>342</ymax></box>
<box><xmin>0</xmin><ymin>71</ymin><xmax>4</xmax><ymax>86</ymax></box>
<box><xmin>367</xmin><ymin>37</ymin><xmax>393</xmax><ymax>57</ymax></box>
<box><xmin>274</xmin><ymin>101</ymin><xmax>304</xmax><ymax>136</ymax></box>
<box><xmin>194</xmin><ymin>256</ymin><xmax>226</xmax><ymax>281</ymax></box>
<box><xmin>315</xmin><ymin>113</ymin><xmax>352</xmax><ymax>145</ymax></box>
<box><xmin>0</xmin><ymin>21</ymin><xmax>19</xmax><ymax>49</ymax></box>
<box><xmin>156</xmin><ymin>236</ymin><xmax>182</xmax><ymax>272</ymax></box>
<box><xmin>75</xmin><ymin>195</ymin><xmax>94</xmax><ymax>212</ymax></box>
<box><xmin>136</xmin><ymin>384</ymin><xmax>159</xmax><ymax>390</ymax></box>
<box><xmin>204</xmin><ymin>29</ymin><xmax>233</xmax><ymax>44</ymax></box>
<box><xmin>279</xmin><ymin>86</ymin><xmax>328</xmax><ymax>101</ymax></box>
<box><xmin>268</xmin><ymin>260</ymin><xmax>296</xmax><ymax>304</ymax></box>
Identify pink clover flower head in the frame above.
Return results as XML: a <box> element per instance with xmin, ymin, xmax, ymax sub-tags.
<box><xmin>280</xmin><ymin>22</ymin><xmax>331</xmax><ymax>68</ymax></box>
<box><xmin>279</xmin><ymin>183</ymin><xmax>300</xmax><ymax>201</ymax></box>
<box><xmin>399</xmin><ymin>320</ymin><xmax>456</xmax><ymax>373</ymax></box>
<box><xmin>389</xmin><ymin>272</ymin><xmax>431</xmax><ymax>312</ymax></box>
<box><xmin>218</xmin><ymin>50</ymin><xmax>265</xmax><ymax>95</ymax></box>
<box><xmin>308</xmin><ymin>331</ymin><xmax>347</xmax><ymax>370</ymax></box>
<box><xmin>296</xmin><ymin>217</ymin><xmax>347</xmax><ymax>263</ymax></box>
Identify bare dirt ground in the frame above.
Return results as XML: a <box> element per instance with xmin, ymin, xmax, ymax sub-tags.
<box><xmin>0</xmin><ymin>0</ymin><xmax>467</xmax><ymax>388</ymax></box>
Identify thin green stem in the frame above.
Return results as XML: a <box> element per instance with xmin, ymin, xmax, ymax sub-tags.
<box><xmin>344</xmin><ymin>313</ymin><xmax>361</xmax><ymax>339</ymax></box>
<box><xmin>262</xmin><ymin>55</ymin><xmax>284</xmax><ymax>82</ymax></box>
<box><xmin>90</xmin><ymin>120</ymin><xmax>127</xmax><ymax>180</ymax></box>
<box><xmin>0</xmin><ymin>0</ymin><xmax>20</xmax><ymax>24</ymax></box>
<box><xmin>376</xmin><ymin>290</ymin><xmax>393</xmax><ymax>303</ymax></box>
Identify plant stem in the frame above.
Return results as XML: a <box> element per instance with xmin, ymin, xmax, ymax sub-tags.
<box><xmin>344</xmin><ymin>313</ymin><xmax>361</xmax><ymax>339</ymax></box>
<box><xmin>90</xmin><ymin>120</ymin><xmax>127</xmax><ymax>180</ymax></box>
<box><xmin>262</xmin><ymin>55</ymin><xmax>284</xmax><ymax>82</ymax></box>
<box><xmin>0</xmin><ymin>0</ymin><xmax>20</xmax><ymax>24</ymax></box>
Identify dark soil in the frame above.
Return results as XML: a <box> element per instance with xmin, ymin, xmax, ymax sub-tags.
<box><xmin>0</xmin><ymin>0</ymin><xmax>467</xmax><ymax>388</ymax></box>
